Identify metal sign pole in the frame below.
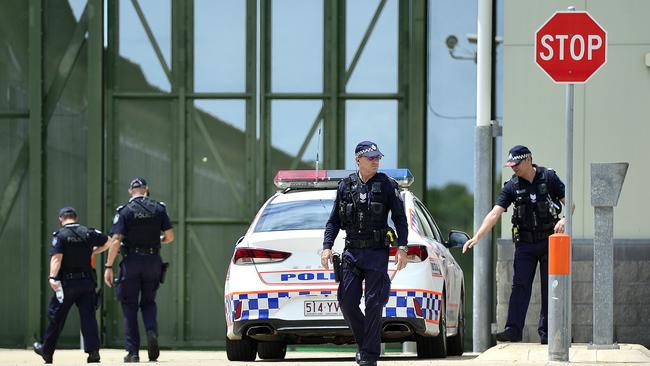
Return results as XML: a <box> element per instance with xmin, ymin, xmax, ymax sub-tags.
<box><xmin>562</xmin><ymin>7</ymin><xmax>575</xmax><ymax>357</ymax></box>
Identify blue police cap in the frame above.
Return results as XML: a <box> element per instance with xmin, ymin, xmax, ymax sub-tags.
<box><xmin>58</xmin><ymin>206</ymin><xmax>77</xmax><ymax>217</ymax></box>
<box><xmin>129</xmin><ymin>177</ymin><xmax>148</xmax><ymax>189</ymax></box>
<box><xmin>505</xmin><ymin>145</ymin><xmax>532</xmax><ymax>167</ymax></box>
<box><xmin>355</xmin><ymin>141</ymin><xmax>383</xmax><ymax>159</ymax></box>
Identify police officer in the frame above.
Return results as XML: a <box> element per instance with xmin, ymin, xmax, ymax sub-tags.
<box><xmin>33</xmin><ymin>207</ymin><xmax>110</xmax><ymax>364</ymax></box>
<box><xmin>321</xmin><ymin>141</ymin><xmax>409</xmax><ymax>366</ymax></box>
<box><xmin>463</xmin><ymin>145</ymin><xmax>574</xmax><ymax>344</ymax></box>
<box><xmin>103</xmin><ymin>178</ymin><xmax>174</xmax><ymax>362</ymax></box>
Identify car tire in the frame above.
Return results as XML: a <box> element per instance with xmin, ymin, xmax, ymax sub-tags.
<box><xmin>257</xmin><ymin>341</ymin><xmax>287</xmax><ymax>359</ymax></box>
<box><xmin>416</xmin><ymin>292</ymin><xmax>447</xmax><ymax>359</ymax></box>
<box><xmin>226</xmin><ymin>336</ymin><xmax>257</xmax><ymax>361</ymax></box>
<box><xmin>446</xmin><ymin>290</ymin><xmax>464</xmax><ymax>356</ymax></box>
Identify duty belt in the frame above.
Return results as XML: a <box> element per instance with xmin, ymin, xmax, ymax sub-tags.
<box><xmin>62</xmin><ymin>271</ymin><xmax>91</xmax><ymax>280</ymax></box>
<box><xmin>126</xmin><ymin>246</ymin><xmax>160</xmax><ymax>255</ymax></box>
<box><xmin>517</xmin><ymin>229</ymin><xmax>554</xmax><ymax>243</ymax></box>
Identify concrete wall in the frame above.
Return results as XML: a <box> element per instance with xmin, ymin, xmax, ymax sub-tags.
<box><xmin>497</xmin><ymin>239</ymin><xmax>650</xmax><ymax>346</ymax></box>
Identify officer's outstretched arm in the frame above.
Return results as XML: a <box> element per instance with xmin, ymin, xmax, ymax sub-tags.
<box><xmin>161</xmin><ymin>229</ymin><xmax>175</xmax><ymax>244</ymax></box>
<box><xmin>462</xmin><ymin>205</ymin><xmax>505</xmax><ymax>253</ymax></box>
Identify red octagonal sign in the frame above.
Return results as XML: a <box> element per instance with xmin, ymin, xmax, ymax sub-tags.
<box><xmin>535</xmin><ymin>11</ymin><xmax>607</xmax><ymax>83</ymax></box>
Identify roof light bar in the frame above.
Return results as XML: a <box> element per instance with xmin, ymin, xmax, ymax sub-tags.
<box><xmin>273</xmin><ymin>169</ymin><xmax>414</xmax><ymax>190</ymax></box>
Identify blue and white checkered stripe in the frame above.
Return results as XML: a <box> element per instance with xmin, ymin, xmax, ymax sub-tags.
<box><xmin>383</xmin><ymin>290</ymin><xmax>442</xmax><ymax>321</ymax></box>
<box><xmin>226</xmin><ymin>289</ymin><xmax>440</xmax><ymax>323</ymax></box>
<box><xmin>226</xmin><ymin>290</ymin><xmax>334</xmax><ymax>322</ymax></box>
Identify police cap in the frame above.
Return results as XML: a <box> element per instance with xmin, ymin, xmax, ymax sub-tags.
<box><xmin>129</xmin><ymin>177</ymin><xmax>148</xmax><ymax>189</ymax></box>
<box><xmin>58</xmin><ymin>206</ymin><xmax>77</xmax><ymax>218</ymax></box>
<box><xmin>355</xmin><ymin>141</ymin><xmax>383</xmax><ymax>159</ymax></box>
<box><xmin>504</xmin><ymin>145</ymin><xmax>531</xmax><ymax>167</ymax></box>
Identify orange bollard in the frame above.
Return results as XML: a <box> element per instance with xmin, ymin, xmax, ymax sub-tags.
<box><xmin>548</xmin><ymin>233</ymin><xmax>571</xmax><ymax>360</ymax></box>
<box><xmin>549</xmin><ymin>233</ymin><xmax>570</xmax><ymax>275</ymax></box>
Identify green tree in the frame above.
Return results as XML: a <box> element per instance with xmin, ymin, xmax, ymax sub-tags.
<box><xmin>424</xmin><ymin>183</ymin><xmax>474</xmax><ymax>237</ymax></box>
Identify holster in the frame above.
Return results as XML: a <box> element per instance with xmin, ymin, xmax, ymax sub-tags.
<box><xmin>160</xmin><ymin>262</ymin><xmax>170</xmax><ymax>284</ymax></box>
<box><xmin>332</xmin><ymin>253</ymin><xmax>342</xmax><ymax>283</ymax></box>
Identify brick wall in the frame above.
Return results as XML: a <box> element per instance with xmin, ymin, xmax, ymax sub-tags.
<box><xmin>496</xmin><ymin>240</ymin><xmax>650</xmax><ymax>347</ymax></box>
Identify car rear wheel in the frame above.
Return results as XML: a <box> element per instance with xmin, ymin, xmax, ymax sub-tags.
<box><xmin>446</xmin><ymin>291</ymin><xmax>464</xmax><ymax>356</ymax></box>
<box><xmin>226</xmin><ymin>336</ymin><xmax>257</xmax><ymax>361</ymax></box>
<box><xmin>416</xmin><ymin>293</ymin><xmax>447</xmax><ymax>358</ymax></box>
<box><xmin>257</xmin><ymin>341</ymin><xmax>287</xmax><ymax>359</ymax></box>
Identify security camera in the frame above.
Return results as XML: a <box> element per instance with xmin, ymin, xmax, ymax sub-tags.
<box><xmin>445</xmin><ymin>35</ymin><xmax>458</xmax><ymax>50</ymax></box>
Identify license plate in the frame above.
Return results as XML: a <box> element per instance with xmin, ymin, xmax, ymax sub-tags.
<box><xmin>304</xmin><ymin>300</ymin><xmax>342</xmax><ymax>316</ymax></box>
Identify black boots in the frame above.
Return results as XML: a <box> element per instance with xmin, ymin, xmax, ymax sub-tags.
<box><xmin>496</xmin><ymin>327</ymin><xmax>523</xmax><ymax>342</ymax></box>
<box><xmin>86</xmin><ymin>349</ymin><xmax>100</xmax><ymax>363</ymax></box>
<box><xmin>33</xmin><ymin>342</ymin><xmax>53</xmax><ymax>364</ymax></box>
<box><xmin>124</xmin><ymin>352</ymin><xmax>140</xmax><ymax>362</ymax></box>
<box><xmin>147</xmin><ymin>330</ymin><xmax>160</xmax><ymax>361</ymax></box>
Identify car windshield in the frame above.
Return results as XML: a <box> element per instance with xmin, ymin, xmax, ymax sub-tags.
<box><xmin>254</xmin><ymin>199</ymin><xmax>335</xmax><ymax>232</ymax></box>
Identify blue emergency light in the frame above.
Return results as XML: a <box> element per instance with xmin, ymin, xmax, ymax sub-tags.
<box><xmin>273</xmin><ymin>169</ymin><xmax>414</xmax><ymax>190</ymax></box>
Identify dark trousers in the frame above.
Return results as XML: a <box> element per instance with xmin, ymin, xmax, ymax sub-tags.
<box><xmin>505</xmin><ymin>238</ymin><xmax>549</xmax><ymax>337</ymax></box>
<box><xmin>337</xmin><ymin>248</ymin><xmax>391</xmax><ymax>362</ymax></box>
<box><xmin>116</xmin><ymin>253</ymin><xmax>162</xmax><ymax>353</ymax></box>
<box><xmin>42</xmin><ymin>278</ymin><xmax>99</xmax><ymax>355</ymax></box>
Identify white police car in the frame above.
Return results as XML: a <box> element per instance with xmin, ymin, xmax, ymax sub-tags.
<box><xmin>224</xmin><ymin>169</ymin><xmax>469</xmax><ymax>361</ymax></box>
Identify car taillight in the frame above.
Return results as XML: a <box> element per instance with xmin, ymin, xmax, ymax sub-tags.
<box><xmin>413</xmin><ymin>298</ymin><xmax>423</xmax><ymax>317</ymax></box>
<box><xmin>232</xmin><ymin>247</ymin><xmax>291</xmax><ymax>265</ymax></box>
<box><xmin>389</xmin><ymin>245</ymin><xmax>428</xmax><ymax>262</ymax></box>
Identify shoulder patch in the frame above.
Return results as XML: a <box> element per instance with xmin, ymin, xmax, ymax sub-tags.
<box><xmin>51</xmin><ymin>237</ymin><xmax>58</xmax><ymax>246</ymax></box>
<box><xmin>112</xmin><ymin>213</ymin><xmax>120</xmax><ymax>224</ymax></box>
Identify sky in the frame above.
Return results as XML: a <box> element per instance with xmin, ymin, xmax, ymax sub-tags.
<box><xmin>68</xmin><ymin>0</ymin><xmax>504</xmax><ymax>191</ymax></box>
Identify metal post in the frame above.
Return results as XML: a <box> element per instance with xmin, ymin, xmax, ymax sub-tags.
<box><xmin>473</xmin><ymin>0</ymin><xmax>494</xmax><ymax>353</ymax></box>
<box><xmin>549</xmin><ymin>234</ymin><xmax>570</xmax><ymax>361</ymax></box>
<box><xmin>590</xmin><ymin>162</ymin><xmax>628</xmax><ymax>349</ymax></box>
<box><xmin>564</xmin><ymin>5</ymin><xmax>576</xmax><ymax>345</ymax></box>
<box><xmin>564</xmin><ymin>80</ymin><xmax>574</xmax><ymax>347</ymax></box>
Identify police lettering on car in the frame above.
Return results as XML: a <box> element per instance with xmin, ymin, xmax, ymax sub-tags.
<box><xmin>103</xmin><ymin>178</ymin><xmax>175</xmax><ymax>362</ymax></box>
<box><xmin>321</xmin><ymin>141</ymin><xmax>409</xmax><ymax>366</ymax></box>
<box><xmin>33</xmin><ymin>207</ymin><xmax>110</xmax><ymax>364</ymax></box>
<box><xmin>462</xmin><ymin>145</ymin><xmax>574</xmax><ymax>345</ymax></box>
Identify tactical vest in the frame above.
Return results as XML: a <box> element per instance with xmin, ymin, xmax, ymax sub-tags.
<box><xmin>124</xmin><ymin>197</ymin><xmax>163</xmax><ymax>248</ymax></box>
<box><xmin>511</xmin><ymin>167</ymin><xmax>561</xmax><ymax>234</ymax></box>
<box><xmin>56</xmin><ymin>225</ymin><xmax>93</xmax><ymax>275</ymax></box>
<box><xmin>338</xmin><ymin>173</ymin><xmax>389</xmax><ymax>246</ymax></box>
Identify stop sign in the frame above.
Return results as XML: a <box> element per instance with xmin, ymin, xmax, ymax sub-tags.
<box><xmin>535</xmin><ymin>11</ymin><xmax>607</xmax><ymax>83</ymax></box>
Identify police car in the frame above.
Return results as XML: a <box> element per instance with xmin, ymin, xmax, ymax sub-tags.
<box><xmin>224</xmin><ymin>169</ymin><xmax>469</xmax><ymax>361</ymax></box>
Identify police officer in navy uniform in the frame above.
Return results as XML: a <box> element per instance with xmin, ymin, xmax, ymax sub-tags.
<box><xmin>103</xmin><ymin>178</ymin><xmax>174</xmax><ymax>362</ymax></box>
<box><xmin>321</xmin><ymin>141</ymin><xmax>409</xmax><ymax>366</ymax></box>
<box><xmin>33</xmin><ymin>207</ymin><xmax>110</xmax><ymax>364</ymax></box>
<box><xmin>463</xmin><ymin>145</ymin><xmax>574</xmax><ymax>345</ymax></box>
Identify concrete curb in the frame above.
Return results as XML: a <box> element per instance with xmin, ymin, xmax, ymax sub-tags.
<box><xmin>477</xmin><ymin>343</ymin><xmax>650</xmax><ymax>363</ymax></box>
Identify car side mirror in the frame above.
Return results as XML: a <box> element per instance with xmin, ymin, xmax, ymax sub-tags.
<box><xmin>235</xmin><ymin>236</ymin><xmax>244</xmax><ymax>246</ymax></box>
<box><xmin>447</xmin><ymin>230</ymin><xmax>470</xmax><ymax>248</ymax></box>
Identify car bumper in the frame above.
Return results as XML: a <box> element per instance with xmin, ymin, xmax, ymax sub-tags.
<box><xmin>229</xmin><ymin>317</ymin><xmax>428</xmax><ymax>344</ymax></box>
